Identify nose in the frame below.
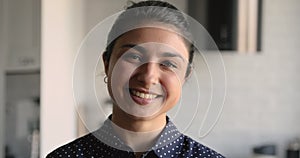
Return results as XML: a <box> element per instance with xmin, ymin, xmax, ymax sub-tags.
<box><xmin>136</xmin><ymin>62</ymin><xmax>160</xmax><ymax>87</ymax></box>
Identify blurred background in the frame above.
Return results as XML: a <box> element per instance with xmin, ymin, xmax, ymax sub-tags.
<box><xmin>0</xmin><ymin>0</ymin><xmax>299</xmax><ymax>157</ymax></box>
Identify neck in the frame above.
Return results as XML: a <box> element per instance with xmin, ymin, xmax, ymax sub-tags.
<box><xmin>110</xmin><ymin>120</ymin><xmax>164</xmax><ymax>152</ymax></box>
<box><xmin>111</xmin><ymin>105</ymin><xmax>167</xmax><ymax>132</ymax></box>
<box><xmin>111</xmin><ymin>105</ymin><xmax>166</xmax><ymax>152</ymax></box>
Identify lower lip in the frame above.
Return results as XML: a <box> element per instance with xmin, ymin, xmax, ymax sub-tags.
<box><xmin>130</xmin><ymin>93</ymin><xmax>156</xmax><ymax>105</ymax></box>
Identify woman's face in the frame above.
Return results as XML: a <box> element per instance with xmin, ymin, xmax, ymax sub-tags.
<box><xmin>104</xmin><ymin>27</ymin><xmax>189</xmax><ymax>119</ymax></box>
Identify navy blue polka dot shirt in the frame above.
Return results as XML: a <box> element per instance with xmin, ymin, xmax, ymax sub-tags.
<box><xmin>47</xmin><ymin>116</ymin><xmax>225</xmax><ymax>158</ymax></box>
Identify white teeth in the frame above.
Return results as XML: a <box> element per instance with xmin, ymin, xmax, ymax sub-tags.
<box><xmin>131</xmin><ymin>90</ymin><xmax>158</xmax><ymax>99</ymax></box>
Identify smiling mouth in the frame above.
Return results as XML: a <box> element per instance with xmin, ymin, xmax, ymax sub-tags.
<box><xmin>130</xmin><ymin>89</ymin><xmax>159</xmax><ymax>99</ymax></box>
<box><xmin>128</xmin><ymin>88</ymin><xmax>163</xmax><ymax>105</ymax></box>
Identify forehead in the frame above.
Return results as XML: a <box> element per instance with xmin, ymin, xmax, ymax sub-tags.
<box><xmin>113</xmin><ymin>27</ymin><xmax>189</xmax><ymax>60</ymax></box>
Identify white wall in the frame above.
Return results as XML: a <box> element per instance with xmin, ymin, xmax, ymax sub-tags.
<box><xmin>40</xmin><ymin>0</ymin><xmax>85</xmax><ymax>157</ymax></box>
<box><xmin>201</xmin><ymin>0</ymin><xmax>300</xmax><ymax>157</ymax></box>
<box><xmin>83</xmin><ymin>0</ymin><xmax>187</xmax><ymax>31</ymax></box>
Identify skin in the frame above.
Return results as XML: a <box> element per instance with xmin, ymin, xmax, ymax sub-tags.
<box><xmin>103</xmin><ymin>27</ymin><xmax>190</xmax><ymax>133</ymax></box>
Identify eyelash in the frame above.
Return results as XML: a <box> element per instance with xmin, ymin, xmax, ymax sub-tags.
<box><xmin>124</xmin><ymin>53</ymin><xmax>142</xmax><ymax>62</ymax></box>
<box><xmin>160</xmin><ymin>61</ymin><xmax>177</xmax><ymax>69</ymax></box>
<box><xmin>123</xmin><ymin>53</ymin><xmax>178</xmax><ymax>69</ymax></box>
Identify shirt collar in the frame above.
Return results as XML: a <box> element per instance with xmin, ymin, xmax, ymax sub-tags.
<box><xmin>92</xmin><ymin>115</ymin><xmax>182</xmax><ymax>156</ymax></box>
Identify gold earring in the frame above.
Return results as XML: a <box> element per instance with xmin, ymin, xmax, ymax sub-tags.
<box><xmin>104</xmin><ymin>76</ymin><xmax>108</xmax><ymax>83</ymax></box>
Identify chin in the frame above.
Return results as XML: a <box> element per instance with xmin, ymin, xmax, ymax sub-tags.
<box><xmin>125</xmin><ymin>110</ymin><xmax>166</xmax><ymax>121</ymax></box>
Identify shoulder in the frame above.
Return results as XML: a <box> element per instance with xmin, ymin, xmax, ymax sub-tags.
<box><xmin>156</xmin><ymin>117</ymin><xmax>225</xmax><ymax>158</ymax></box>
<box><xmin>46</xmin><ymin>133</ymin><xmax>104</xmax><ymax>158</ymax></box>
<box><xmin>178</xmin><ymin>134</ymin><xmax>225</xmax><ymax>158</ymax></box>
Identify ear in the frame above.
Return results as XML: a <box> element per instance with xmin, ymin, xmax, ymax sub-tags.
<box><xmin>102</xmin><ymin>51</ymin><xmax>109</xmax><ymax>75</ymax></box>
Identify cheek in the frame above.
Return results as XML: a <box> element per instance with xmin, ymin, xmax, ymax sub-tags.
<box><xmin>161</xmin><ymin>73</ymin><xmax>183</xmax><ymax>102</ymax></box>
<box><xmin>109</xmin><ymin>61</ymin><xmax>137</xmax><ymax>85</ymax></box>
<box><xmin>108</xmin><ymin>61</ymin><xmax>137</xmax><ymax>101</ymax></box>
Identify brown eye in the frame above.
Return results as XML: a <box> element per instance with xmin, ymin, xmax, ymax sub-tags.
<box><xmin>160</xmin><ymin>61</ymin><xmax>177</xmax><ymax>68</ymax></box>
<box><xmin>123</xmin><ymin>53</ymin><xmax>142</xmax><ymax>63</ymax></box>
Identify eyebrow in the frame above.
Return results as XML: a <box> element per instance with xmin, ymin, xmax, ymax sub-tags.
<box><xmin>121</xmin><ymin>44</ymin><xmax>146</xmax><ymax>53</ymax></box>
<box><xmin>121</xmin><ymin>43</ymin><xmax>185</xmax><ymax>61</ymax></box>
<box><xmin>159</xmin><ymin>52</ymin><xmax>185</xmax><ymax>61</ymax></box>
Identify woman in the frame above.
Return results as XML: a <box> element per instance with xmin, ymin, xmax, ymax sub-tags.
<box><xmin>47</xmin><ymin>1</ymin><xmax>225</xmax><ymax>157</ymax></box>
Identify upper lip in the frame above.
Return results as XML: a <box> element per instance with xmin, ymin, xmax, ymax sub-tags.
<box><xmin>129</xmin><ymin>88</ymin><xmax>162</xmax><ymax>96</ymax></box>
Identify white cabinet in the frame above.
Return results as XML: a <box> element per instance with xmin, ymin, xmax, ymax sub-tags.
<box><xmin>0</xmin><ymin>0</ymin><xmax>41</xmax><ymax>157</ymax></box>
<box><xmin>4</xmin><ymin>0</ymin><xmax>40</xmax><ymax>73</ymax></box>
<box><xmin>5</xmin><ymin>74</ymin><xmax>40</xmax><ymax>158</ymax></box>
<box><xmin>6</xmin><ymin>47</ymin><xmax>40</xmax><ymax>73</ymax></box>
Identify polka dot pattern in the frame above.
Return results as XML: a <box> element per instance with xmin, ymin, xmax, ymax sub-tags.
<box><xmin>47</xmin><ymin>116</ymin><xmax>225</xmax><ymax>158</ymax></box>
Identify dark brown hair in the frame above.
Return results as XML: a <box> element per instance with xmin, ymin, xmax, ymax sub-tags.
<box><xmin>103</xmin><ymin>0</ymin><xmax>194</xmax><ymax>77</ymax></box>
